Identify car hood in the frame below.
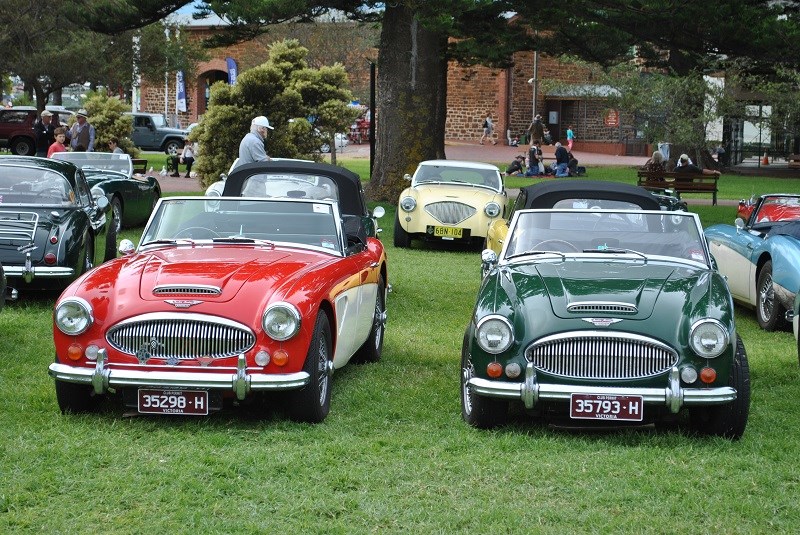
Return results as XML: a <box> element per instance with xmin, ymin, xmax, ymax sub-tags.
<box><xmin>411</xmin><ymin>183</ymin><xmax>503</xmax><ymax>201</ymax></box>
<box><xmin>80</xmin><ymin>246</ymin><xmax>332</xmax><ymax>305</ymax></box>
<box><xmin>501</xmin><ymin>259</ymin><xmax>712</xmax><ymax>321</ymax></box>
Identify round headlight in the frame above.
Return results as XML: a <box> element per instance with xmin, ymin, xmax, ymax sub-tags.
<box><xmin>55</xmin><ymin>297</ymin><xmax>94</xmax><ymax>335</ymax></box>
<box><xmin>475</xmin><ymin>315</ymin><xmax>514</xmax><ymax>354</ymax></box>
<box><xmin>484</xmin><ymin>201</ymin><xmax>501</xmax><ymax>218</ymax></box>
<box><xmin>690</xmin><ymin>319</ymin><xmax>729</xmax><ymax>358</ymax></box>
<box><xmin>400</xmin><ymin>196</ymin><xmax>417</xmax><ymax>212</ymax></box>
<box><xmin>262</xmin><ymin>302</ymin><xmax>301</xmax><ymax>341</ymax></box>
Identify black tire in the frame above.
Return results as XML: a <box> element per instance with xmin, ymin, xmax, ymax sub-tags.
<box><xmin>461</xmin><ymin>348</ymin><xmax>508</xmax><ymax>429</ymax></box>
<box><xmin>11</xmin><ymin>137</ymin><xmax>35</xmax><ymax>156</ymax></box>
<box><xmin>111</xmin><ymin>196</ymin><xmax>123</xmax><ymax>233</ymax></box>
<box><xmin>164</xmin><ymin>139</ymin><xmax>181</xmax><ymax>155</ymax></box>
<box><xmin>352</xmin><ymin>275</ymin><xmax>386</xmax><ymax>364</ymax></box>
<box><xmin>756</xmin><ymin>261</ymin><xmax>785</xmax><ymax>331</ymax></box>
<box><xmin>689</xmin><ymin>335</ymin><xmax>751</xmax><ymax>440</ymax></box>
<box><xmin>288</xmin><ymin>312</ymin><xmax>333</xmax><ymax>423</ymax></box>
<box><xmin>394</xmin><ymin>214</ymin><xmax>411</xmax><ymax>248</ymax></box>
<box><xmin>55</xmin><ymin>379</ymin><xmax>101</xmax><ymax>414</ymax></box>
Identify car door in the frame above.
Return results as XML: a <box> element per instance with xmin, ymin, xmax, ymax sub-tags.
<box><xmin>707</xmin><ymin>229</ymin><xmax>761</xmax><ymax>303</ymax></box>
<box><xmin>132</xmin><ymin>115</ymin><xmax>156</xmax><ymax>149</ymax></box>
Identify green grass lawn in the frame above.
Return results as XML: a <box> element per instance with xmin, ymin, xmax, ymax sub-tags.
<box><xmin>2</xmin><ymin>166</ymin><xmax>800</xmax><ymax>532</ymax></box>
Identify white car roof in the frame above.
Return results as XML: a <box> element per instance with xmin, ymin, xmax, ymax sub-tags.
<box><xmin>417</xmin><ymin>159</ymin><xmax>500</xmax><ymax>171</ymax></box>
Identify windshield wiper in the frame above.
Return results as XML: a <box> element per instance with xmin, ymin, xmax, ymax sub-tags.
<box><xmin>506</xmin><ymin>250</ymin><xmax>566</xmax><ymax>260</ymax></box>
<box><xmin>212</xmin><ymin>237</ymin><xmax>275</xmax><ymax>246</ymax></box>
<box><xmin>583</xmin><ymin>247</ymin><xmax>648</xmax><ymax>262</ymax></box>
<box><xmin>140</xmin><ymin>238</ymin><xmax>194</xmax><ymax>247</ymax></box>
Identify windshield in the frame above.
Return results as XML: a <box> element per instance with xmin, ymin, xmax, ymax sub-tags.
<box><xmin>504</xmin><ymin>209</ymin><xmax>708</xmax><ymax>265</ymax></box>
<box><xmin>52</xmin><ymin>152</ymin><xmax>133</xmax><ymax>175</ymax></box>
<box><xmin>413</xmin><ymin>164</ymin><xmax>501</xmax><ymax>190</ymax></box>
<box><xmin>0</xmin><ymin>166</ymin><xmax>75</xmax><ymax>205</ymax></box>
<box><xmin>141</xmin><ymin>197</ymin><xmax>343</xmax><ymax>255</ymax></box>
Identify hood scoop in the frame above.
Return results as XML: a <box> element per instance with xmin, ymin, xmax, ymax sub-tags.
<box><xmin>153</xmin><ymin>285</ymin><xmax>221</xmax><ymax>296</ymax></box>
<box><xmin>567</xmin><ymin>301</ymin><xmax>638</xmax><ymax>315</ymax></box>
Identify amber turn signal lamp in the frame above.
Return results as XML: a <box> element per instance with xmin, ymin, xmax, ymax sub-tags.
<box><xmin>700</xmin><ymin>367</ymin><xmax>717</xmax><ymax>384</ymax></box>
<box><xmin>272</xmin><ymin>349</ymin><xmax>289</xmax><ymax>367</ymax></box>
<box><xmin>487</xmin><ymin>362</ymin><xmax>503</xmax><ymax>378</ymax></box>
<box><xmin>67</xmin><ymin>344</ymin><xmax>83</xmax><ymax>361</ymax></box>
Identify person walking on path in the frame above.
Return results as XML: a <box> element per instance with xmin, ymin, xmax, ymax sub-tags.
<box><xmin>480</xmin><ymin>111</ymin><xmax>497</xmax><ymax>145</ymax></box>
<box><xmin>566</xmin><ymin>125</ymin><xmax>575</xmax><ymax>151</ymax></box>
<box><xmin>233</xmin><ymin>115</ymin><xmax>273</xmax><ymax>170</ymax></box>
<box><xmin>527</xmin><ymin>114</ymin><xmax>545</xmax><ymax>145</ymax></box>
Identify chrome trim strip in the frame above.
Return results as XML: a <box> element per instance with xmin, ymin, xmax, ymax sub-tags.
<box><xmin>468</xmin><ymin>364</ymin><xmax>736</xmax><ymax>413</ymax></box>
<box><xmin>3</xmin><ymin>266</ymin><xmax>74</xmax><ymax>277</ymax></box>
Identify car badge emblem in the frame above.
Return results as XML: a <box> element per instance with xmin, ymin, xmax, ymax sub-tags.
<box><xmin>581</xmin><ymin>318</ymin><xmax>623</xmax><ymax>327</ymax></box>
<box><xmin>197</xmin><ymin>356</ymin><xmax>213</xmax><ymax>367</ymax></box>
<box><xmin>164</xmin><ymin>299</ymin><xmax>204</xmax><ymax>308</ymax></box>
<box><xmin>136</xmin><ymin>337</ymin><xmax>165</xmax><ymax>364</ymax></box>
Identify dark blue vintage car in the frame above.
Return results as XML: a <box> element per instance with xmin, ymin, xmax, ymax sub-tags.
<box><xmin>0</xmin><ymin>156</ymin><xmax>114</xmax><ymax>295</ymax></box>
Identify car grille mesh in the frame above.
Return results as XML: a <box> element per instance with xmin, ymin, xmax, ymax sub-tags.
<box><xmin>107</xmin><ymin>314</ymin><xmax>255</xmax><ymax>360</ymax></box>
<box><xmin>0</xmin><ymin>211</ymin><xmax>38</xmax><ymax>241</ymax></box>
<box><xmin>424</xmin><ymin>202</ymin><xmax>476</xmax><ymax>225</ymax></box>
<box><xmin>526</xmin><ymin>332</ymin><xmax>678</xmax><ymax>379</ymax></box>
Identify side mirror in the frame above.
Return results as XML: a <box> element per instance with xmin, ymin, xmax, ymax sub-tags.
<box><xmin>118</xmin><ymin>239</ymin><xmax>135</xmax><ymax>256</ymax></box>
<box><xmin>372</xmin><ymin>206</ymin><xmax>385</xmax><ymax>219</ymax></box>
<box><xmin>403</xmin><ymin>173</ymin><xmax>412</xmax><ymax>182</ymax></box>
<box><xmin>481</xmin><ymin>249</ymin><xmax>497</xmax><ymax>277</ymax></box>
<box><xmin>735</xmin><ymin>217</ymin><xmax>745</xmax><ymax>231</ymax></box>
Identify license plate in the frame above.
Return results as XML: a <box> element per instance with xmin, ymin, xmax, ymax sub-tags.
<box><xmin>570</xmin><ymin>393</ymin><xmax>643</xmax><ymax>421</ymax></box>
<box><xmin>138</xmin><ymin>389</ymin><xmax>209</xmax><ymax>415</ymax></box>
<box><xmin>431</xmin><ymin>226</ymin><xmax>463</xmax><ymax>239</ymax></box>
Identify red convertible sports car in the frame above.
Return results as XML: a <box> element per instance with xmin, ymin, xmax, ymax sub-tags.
<box><xmin>49</xmin><ymin>195</ymin><xmax>388</xmax><ymax>422</ymax></box>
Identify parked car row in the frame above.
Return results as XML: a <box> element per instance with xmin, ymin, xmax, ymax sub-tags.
<box><xmin>7</xmin><ymin>151</ymin><xmax>794</xmax><ymax>439</ymax></box>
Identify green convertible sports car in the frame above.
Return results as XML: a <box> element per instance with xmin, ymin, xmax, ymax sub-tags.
<box><xmin>462</xmin><ymin>202</ymin><xmax>751</xmax><ymax>439</ymax></box>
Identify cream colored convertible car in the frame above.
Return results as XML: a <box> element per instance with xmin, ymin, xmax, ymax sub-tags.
<box><xmin>394</xmin><ymin>160</ymin><xmax>507</xmax><ymax>248</ymax></box>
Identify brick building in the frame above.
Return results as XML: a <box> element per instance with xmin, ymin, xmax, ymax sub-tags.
<box><xmin>140</xmin><ymin>17</ymin><xmax>639</xmax><ymax>155</ymax></box>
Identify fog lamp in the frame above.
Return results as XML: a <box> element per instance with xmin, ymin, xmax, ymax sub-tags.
<box><xmin>85</xmin><ymin>345</ymin><xmax>99</xmax><ymax>361</ymax></box>
<box><xmin>255</xmin><ymin>350</ymin><xmax>270</xmax><ymax>366</ymax></box>
<box><xmin>680</xmin><ymin>366</ymin><xmax>698</xmax><ymax>384</ymax></box>
<box><xmin>505</xmin><ymin>362</ymin><xmax>522</xmax><ymax>378</ymax></box>
<box><xmin>67</xmin><ymin>344</ymin><xmax>83</xmax><ymax>361</ymax></box>
<box><xmin>272</xmin><ymin>349</ymin><xmax>289</xmax><ymax>367</ymax></box>
<box><xmin>700</xmin><ymin>367</ymin><xmax>717</xmax><ymax>384</ymax></box>
<box><xmin>487</xmin><ymin>362</ymin><xmax>503</xmax><ymax>378</ymax></box>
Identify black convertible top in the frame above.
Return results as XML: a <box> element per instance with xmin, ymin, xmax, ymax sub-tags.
<box><xmin>518</xmin><ymin>180</ymin><xmax>662</xmax><ymax>210</ymax></box>
<box><xmin>223</xmin><ymin>160</ymin><xmax>367</xmax><ymax>217</ymax></box>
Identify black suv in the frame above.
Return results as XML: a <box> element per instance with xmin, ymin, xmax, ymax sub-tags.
<box><xmin>0</xmin><ymin>106</ymin><xmax>75</xmax><ymax>155</ymax></box>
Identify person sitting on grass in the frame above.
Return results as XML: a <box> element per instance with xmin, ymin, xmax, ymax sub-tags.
<box><xmin>506</xmin><ymin>154</ymin><xmax>526</xmax><ymax>176</ymax></box>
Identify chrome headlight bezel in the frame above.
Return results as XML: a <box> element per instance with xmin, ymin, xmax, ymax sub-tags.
<box><xmin>689</xmin><ymin>319</ymin><xmax>729</xmax><ymax>358</ymax></box>
<box><xmin>55</xmin><ymin>297</ymin><xmax>94</xmax><ymax>335</ymax></box>
<box><xmin>484</xmin><ymin>201</ymin><xmax>501</xmax><ymax>218</ymax></box>
<box><xmin>399</xmin><ymin>196</ymin><xmax>417</xmax><ymax>212</ymax></box>
<box><xmin>475</xmin><ymin>315</ymin><xmax>514</xmax><ymax>354</ymax></box>
<box><xmin>262</xmin><ymin>302</ymin><xmax>301</xmax><ymax>341</ymax></box>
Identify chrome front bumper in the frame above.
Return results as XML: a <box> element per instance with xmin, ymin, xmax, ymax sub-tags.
<box><xmin>468</xmin><ymin>363</ymin><xmax>736</xmax><ymax>413</ymax></box>
<box><xmin>48</xmin><ymin>349</ymin><xmax>310</xmax><ymax>400</ymax></box>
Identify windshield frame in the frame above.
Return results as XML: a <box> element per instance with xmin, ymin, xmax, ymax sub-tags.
<box><xmin>411</xmin><ymin>163</ymin><xmax>503</xmax><ymax>192</ymax></box>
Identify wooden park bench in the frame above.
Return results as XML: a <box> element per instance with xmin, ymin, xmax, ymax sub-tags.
<box><xmin>131</xmin><ymin>158</ymin><xmax>148</xmax><ymax>175</ymax></box>
<box><xmin>788</xmin><ymin>154</ymin><xmax>800</xmax><ymax>169</ymax></box>
<box><xmin>636</xmin><ymin>170</ymin><xmax>719</xmax><ymax>205</ymax></box>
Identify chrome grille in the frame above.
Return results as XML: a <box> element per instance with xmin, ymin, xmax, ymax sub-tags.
<box><xmin>526</xmin><ymin>331</ymin><xmax>678</xmax><ymax>379</ymax></box>
<box><xmin>567</xmin><ymin>302</ymin><xmax>637</xmax><ymax>314</ymax></box>
<box><xmin>424</xmin><ymin>202</ymin><xmax>476</xmax><ymax>225</ymax></box>
<box><xmin>153</xmin><ymin>285</ymin><xmax>221</xmax><ymax>296</ymax></box>
<box><xmin>107</xmin><ymin>312</ymin><xmax>255</xmax><ymax>360</ymax></box>
<box><xmin>0</xmin><ymin>211</ymin><xmax>38</xmax><ymax>241</ymax></box>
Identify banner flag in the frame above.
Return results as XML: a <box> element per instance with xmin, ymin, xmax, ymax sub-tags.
<box><xmin>176</xmin><ymin>70</ymin><xmax>187</xmax><ymax>113</ymax></box>
<box><xmin>226</xmin><ymin>57</ymin><xmax>238</xmax><ymax>85</ymax></box>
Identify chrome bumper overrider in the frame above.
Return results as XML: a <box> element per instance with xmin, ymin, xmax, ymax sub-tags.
<box><xmin>468</xmin><ymin>363</ymin><xmax>737</xmax><ymax>413</ymax></box>
<box><xmin>48</xmin><ymin>349</ymin><xmax>310</xmax><ymax>400</ymax></box>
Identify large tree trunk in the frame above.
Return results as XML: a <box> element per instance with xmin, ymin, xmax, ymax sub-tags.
<box><xmin>366</xmin><ymin>4</ymin><xmax>447</xmax><ymax>202</ymax></box>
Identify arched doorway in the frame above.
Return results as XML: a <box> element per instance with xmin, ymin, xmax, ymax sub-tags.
<box><xmin>195</xmin><ymin>69</ymin><xmax>228</xmax><ymax>118</ymax></box>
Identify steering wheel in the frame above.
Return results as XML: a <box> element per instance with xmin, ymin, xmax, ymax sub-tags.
<box><xmin>532</xmin><ymin>239</ymin><xmax>579</xmax><ymax>252</ymax></box>
<box><xmin>172</xmin><ymin>227</ymin><xmax>221</xmax><ymax>239</ymax></box>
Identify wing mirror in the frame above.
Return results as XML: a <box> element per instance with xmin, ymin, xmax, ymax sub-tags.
<box><xmin>403</xmin><ymin>173</ymin><xmax>412</xmax><ymax>182</ymax></box>
<box><xmin>481</xmin><ymin>249</ymin><xmax>498</xmax><ymax>277</ymax></box>
<box><xmin>118</xmin><ymin>239</ymin><xmax>135</xmax><ymax>256</ymax></box>
<box><xmin>372</xmin><ymin>206</ymin><xmax>385</xmax><ymax>219</ymax></box>
<box><xmin>735</xmin><ymin>217</ymin><xmax>745</xmax><ymax>231</ymax></box>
